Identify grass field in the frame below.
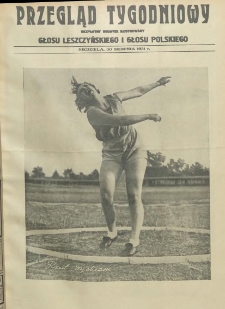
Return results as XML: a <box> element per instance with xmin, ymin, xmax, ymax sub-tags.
<box><xmin>25</xmin><ymin>183</ymin><xmax>210</xmax><ymax>281</ymax></box>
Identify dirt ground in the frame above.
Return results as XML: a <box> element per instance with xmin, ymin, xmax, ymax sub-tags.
<box><xmin>25</xmin><ymin>184</ymin><xmax>210</xmax><ymax>281</ymax></box>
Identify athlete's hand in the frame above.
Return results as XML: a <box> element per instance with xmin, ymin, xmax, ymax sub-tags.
<box><xmin>150</xmin><ymin>114</ymin><xmax>161</xmax><ymax>122</ymax></box>
<box><xmin>157</xmin><ymin>76</ymin><xmax>171</xmax><ymax>86</ymax></box>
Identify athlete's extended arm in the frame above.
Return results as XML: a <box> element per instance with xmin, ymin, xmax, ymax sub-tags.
<box><xmin>87</xmin><ymin>108</ymin><xmax>161</xmax><ymax>127</ymax></box>
<box><xmin>114</xmin><ymin>76</ymin><xmax>171</xmax><ymax>102</ymax></box>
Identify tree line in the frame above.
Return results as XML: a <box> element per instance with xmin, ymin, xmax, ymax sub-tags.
<box><xmin>145</xmin><ymin>151</ymin><xmax>209</xmax><ymax>177</ymax></box>
<box><xmin>25</xmin><ymin>167</ymin><xmax>100</xmax><ymax>180</ymax></box>
<box><xmin>25</xmin><ymin>151</ymin><xmax>209</xmax><ymax>180</ymax></box>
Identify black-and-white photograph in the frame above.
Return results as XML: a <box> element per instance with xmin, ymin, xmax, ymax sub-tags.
<box><xmin>25</xmin><ymin>68</ymin><xmax>210</xmax><ymax>281</ymax></box>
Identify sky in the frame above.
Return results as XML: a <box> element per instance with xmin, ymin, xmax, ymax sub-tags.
<box><xmin>24</xmin><ymin>68</ymin><xmax>209</xmax><ymax>176</ymax></box>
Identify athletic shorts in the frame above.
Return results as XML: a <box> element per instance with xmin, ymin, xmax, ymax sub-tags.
<box><xmin>102</xmin><ymin>147</ymin><xmax>147</xmax><ymax>168</ymax></box>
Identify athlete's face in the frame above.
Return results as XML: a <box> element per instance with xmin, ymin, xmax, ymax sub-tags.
<box><xmin>77</xmin><ymin>83</ymin><xmax>98</xmax><ymax>102</ymax></box>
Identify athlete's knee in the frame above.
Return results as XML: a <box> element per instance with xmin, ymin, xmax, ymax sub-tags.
<box><xmin>127</xmin><ymin>192</ymin><xmax>142</xmax><ymax>206</ymax></box>
<box><xmin>101</xmin><ymin>188</ymin><xmax>113</xmax><ymax>206</ymax></box>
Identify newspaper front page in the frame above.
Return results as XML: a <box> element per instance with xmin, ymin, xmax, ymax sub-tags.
<box><xmin>0</xmin><ymin>1</ymin><xmax>225</xmax><ymax>309</ymax></box>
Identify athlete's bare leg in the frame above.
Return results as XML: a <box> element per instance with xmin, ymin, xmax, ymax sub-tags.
<box><xmin>99</xmin><ymin>160</ymin><xmax>123</xmax><ymax>234</ymax></box>
<box><xmin>125</xmin><ymin>158</ymin><xmax>147</xmax><ymax>245</ymax></box>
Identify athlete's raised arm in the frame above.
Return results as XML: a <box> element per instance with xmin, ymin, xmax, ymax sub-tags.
<box><xmin>87</xmin><ymin>107</ymin><xmax>161</xmax><ymax>127</ymax></box>
<box><xmin>114</xmin><ymin>76</ymin><xmax>171</xmax><ymax>102</ymax></box>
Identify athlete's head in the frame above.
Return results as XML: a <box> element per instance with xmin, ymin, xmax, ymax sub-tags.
<box><xmin>71</xmin><ymin>76</ymin><xmax>100</xmax><ymax>112</ymax></box>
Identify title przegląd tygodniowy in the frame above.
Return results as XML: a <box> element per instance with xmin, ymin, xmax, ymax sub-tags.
<box><xmin>16</xmin><ymin>5</ymin><xmax>210</xmax><ymax>26</ymax></box>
